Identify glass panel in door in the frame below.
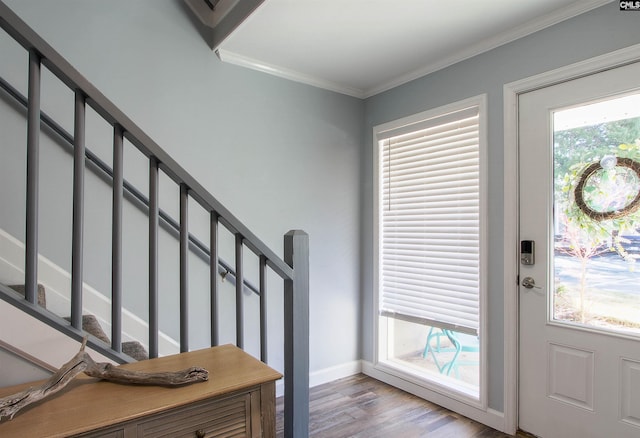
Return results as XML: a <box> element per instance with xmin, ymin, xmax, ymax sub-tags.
<box><xmin>553</xmin><ymin>93</ymin><xmax>640</xmax><ymax>335</ymax></box>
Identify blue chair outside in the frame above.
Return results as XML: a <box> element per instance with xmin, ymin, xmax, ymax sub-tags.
<box><xmin>422</xmin><ymin>327</ymin><xmax>479</xmax><ymax>378</ymax></box>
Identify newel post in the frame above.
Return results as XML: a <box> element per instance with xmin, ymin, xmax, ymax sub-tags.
<box><xmin>283</xmin><ymin>230</ymin><xmax>309</xmax><ymax>438</ymax></box>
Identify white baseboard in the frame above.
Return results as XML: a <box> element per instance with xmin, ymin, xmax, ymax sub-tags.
<box><xmin>309</xmin><ymin>359</ymin><xmax>362</xmax><ymax>388</ymax></box>
<box><xmin>275</xmin><ymin>359</ymin><xmax>363</xmax><ymax>398</ymax></box>
<box><xmin>0</xmin><ymin>229</ymin><xmax>179</xmax><ymax>357</ymax></box>
<box><xmin>361</xmin><ymin>361</ymin><xmax>506</xmax><ymax>433</ymax></box>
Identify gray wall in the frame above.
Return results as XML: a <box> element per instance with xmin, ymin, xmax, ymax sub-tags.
<box><xmin>1</xmin><ymin>0</ymin><xmax>363</xmax><ymax>375</ymax></box>
<box><xmin>361</xmin><ymin>3</ymin><xmax>640</xmax><ymax>411</ymax></box>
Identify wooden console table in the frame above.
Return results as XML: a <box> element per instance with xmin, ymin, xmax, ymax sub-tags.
<box><xmin>0</xmin><ymin>344</ymin><xmax>282</xmax><ymax>437</ymax></box>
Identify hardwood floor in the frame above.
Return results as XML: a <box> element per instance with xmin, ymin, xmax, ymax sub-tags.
<box><xmin>276</xmin><ymin>374</ymin><xmax>513</xmax><ymax>438</ymax></box>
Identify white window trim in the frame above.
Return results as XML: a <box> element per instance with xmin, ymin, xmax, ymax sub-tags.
<box><xmin>372</xmin><ymin>94</ymin><xmax>488</xmax><ymax>411</ymax></box>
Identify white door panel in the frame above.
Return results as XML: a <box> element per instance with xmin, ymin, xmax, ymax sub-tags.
<box><xmin>519</xmin><ymin>61</ymin><xmax>640</xmax><ymax>438</ymax></box>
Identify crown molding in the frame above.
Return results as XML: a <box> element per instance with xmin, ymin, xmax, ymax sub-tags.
<box><xmin>216</xmin><ymin>48</ymin><xmax>366</xmax><ymax>98</ymax></box>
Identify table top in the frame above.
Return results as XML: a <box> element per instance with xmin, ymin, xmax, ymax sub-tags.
<box><xmin>0</xmin><ymin>344</ymin><xmax>282</xmax><ymax>437</ymax></box>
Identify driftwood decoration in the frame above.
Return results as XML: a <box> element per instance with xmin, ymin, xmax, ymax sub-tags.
<box><xmin>0</xmin><ymin>338</ymin><xmax>208</xmax><ymax>421</ymax></box>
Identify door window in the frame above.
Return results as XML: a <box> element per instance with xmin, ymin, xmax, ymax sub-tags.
<box><xmin>553</xmin><ymin>93</ymin><xmax>640</xmax><ymax>335</ymax></box>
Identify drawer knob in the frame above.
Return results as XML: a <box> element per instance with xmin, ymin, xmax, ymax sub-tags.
<box><xmin>195</xmin><ymin>430</ymin><xmax>206</xmax><ymax>438</ymax></box>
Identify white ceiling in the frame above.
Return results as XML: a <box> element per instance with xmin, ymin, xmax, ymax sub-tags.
<box><xmin>216</xmin><ymin>0</ymin><xmax>613</xmax><ymax>98</ymax></box>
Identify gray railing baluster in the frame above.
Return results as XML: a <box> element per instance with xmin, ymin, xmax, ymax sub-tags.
<box><xmin>24</xmin><ymin>49</ymin><xmax>41</xmax><ymax>305</ymax></box>
<box><xmin>179</xmin><ymin>184</ymin><xmax>189</xmax><ymax>352</ymax></box>
<box><xmin>235</xmin><ymin>234</ymin><xmax>244</xmax><ymax>349</ymax></box>
<box><xmin>284</xmin><ymin>230</ymin><xmax>310</xmax><ymax>438</ymax></box>
<box><xmin>149</xmin><ymin>157</ymin><xmax>159</xmax><ymax>358</ymax></box>
<box><xmin>210</xmin><ymin>212</ymin><xmax>219</xmax><ymax>346</ymax></box>
<box><xmin>111</xmin><ymin>124</ymin><xmax>123</xmax><ymax>353</ymax></box>
<box><xmin>70</xmin><ymin>90</ymin><xmax>86</xmax><ymax>329</ymax></box>
<box><xmin>259</xmin><ymin>255</ymin><xmax>267</xmax><ymax>362</ymax></box>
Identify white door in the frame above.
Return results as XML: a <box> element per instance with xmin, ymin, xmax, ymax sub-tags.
<box><xmin>519</xmin><ymin>61</ymin><xmax>640</xmax><ymax>438</ymax></box>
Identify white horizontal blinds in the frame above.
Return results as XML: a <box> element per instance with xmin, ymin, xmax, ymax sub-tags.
<box><xmin>379</xmin><ymin>106</ymin><xmax>480</xmax><ymax>336</ymax></box>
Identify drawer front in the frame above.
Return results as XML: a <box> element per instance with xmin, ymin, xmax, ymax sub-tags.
<box><xmin>137</xmin><ymin>393</ymin><xmax>252</xmax><ymax>437</ymax></box>
<box><xmin>75</xmin><ymin>428</ymin><xmax>125</xmax><ymax>438</ymax></box>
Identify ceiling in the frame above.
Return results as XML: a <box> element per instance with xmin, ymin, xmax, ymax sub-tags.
<box><xmin>214</xmin><ymin>0</ymin><xmax>613</xmax><ymax>98</ymax></box>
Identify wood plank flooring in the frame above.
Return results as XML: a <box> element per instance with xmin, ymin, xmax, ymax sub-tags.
<box><xmin>276</xmin><ymin>374</ymin><xmax>513</xmax><ymax>438</ymax></box>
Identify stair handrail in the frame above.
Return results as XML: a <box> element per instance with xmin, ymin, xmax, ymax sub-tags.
<box><xmin>0</xmin><ymin>2</ymin><xmax>309</xmax><ymax>436</ymax></box>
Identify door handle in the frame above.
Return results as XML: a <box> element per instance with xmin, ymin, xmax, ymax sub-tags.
<box><xmin>521</xmin><ymin>277</ymin><xmax>540</xmax><ymax>289</ymax></box>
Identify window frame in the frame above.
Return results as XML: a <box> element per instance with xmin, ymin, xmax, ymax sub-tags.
<box><xmin>372</xmin><ymin>94</ymin><xmax>488</xmax><ymax>407</ymax></box>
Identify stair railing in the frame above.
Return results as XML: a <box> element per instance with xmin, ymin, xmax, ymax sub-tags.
<box><xmin>0</xmin><ymin>2</ymin><xmax>309</xmax><ymax>436</ymax></box>
<box><xmin>0</xmin><ymin>74</ymin><xmax>261</xmax><ymax>298</ymax></box>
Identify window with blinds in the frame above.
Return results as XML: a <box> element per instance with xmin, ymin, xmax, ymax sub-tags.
<box><xmin>376</xmin><ymin>103</ymin><xmax>483</xmax><ymax>336</ymax></box>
